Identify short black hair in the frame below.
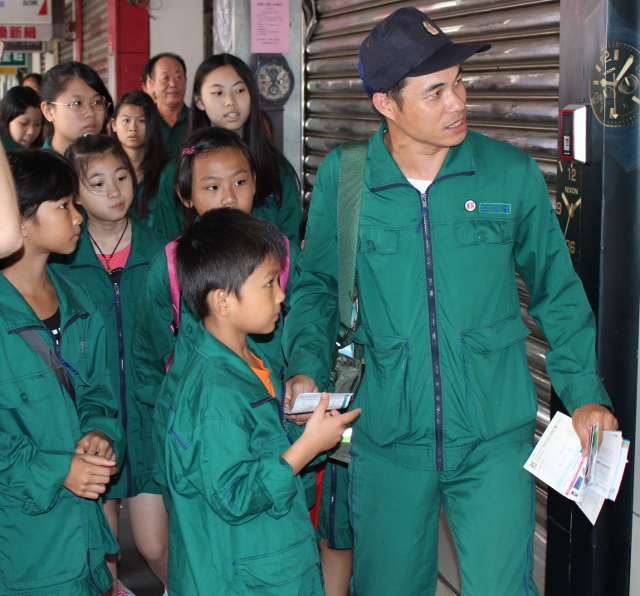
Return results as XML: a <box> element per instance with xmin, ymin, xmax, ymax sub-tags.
<box><xmin>147</xmin><ymin>53</ymin><xmax>187</xmax><ymax>79</ymax></box>
<box><xmin>7</xmin><ymin>149</ymin><xmax>78</xmax><ymax>220</ymax></box>
<box><xmin>23</xmin><ymin>73</ymin><xmax>43</xmax><ymax>86</ymax></box>
<box><xmin>0</xmin><ymin>86</ymin><xmax>42</xmax><ymax>139</ymax></box>
<box><xmin>176</xmin><ymin>208</ymin><xmax>286</xmax><ymax>319</ymax></box>
<box><xmin>141</xmin><ymin>61</ymin><xmax>151</xmax><ymax>84</ymax></box>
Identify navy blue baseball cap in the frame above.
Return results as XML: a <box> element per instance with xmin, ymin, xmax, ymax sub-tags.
<box><xmin>359</xmin><ymin>7</ymin><xmax>491</xmax><ymax>96</ymax></box>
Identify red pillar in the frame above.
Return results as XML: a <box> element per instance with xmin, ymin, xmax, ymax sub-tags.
<box><xmin>107</xmin><ymin>0</ymin><xmax>149</xmax><ymax>100</ymax></box>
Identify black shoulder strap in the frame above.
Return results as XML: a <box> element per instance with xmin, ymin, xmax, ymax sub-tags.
<box><xmin>337</xmin><ymin>139</ymin><xmax>368</xmax><ymax>345</ymax></box>
<box><xmin>18</xmin><ymin>329</ymin><xmax>77</xmax><ymax>404</ymax></box>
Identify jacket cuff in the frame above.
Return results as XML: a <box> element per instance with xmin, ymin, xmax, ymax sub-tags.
<box><xmin>558</xmin><ymin>374</ymin><xmax>612</xmax><ymax>414</ymax></box>
<box><xmin>286</xmin><ymin>353</ymin><xmax>330</xmax><ymax>391</ymax></box>
<box><xmin>27</xmin><ymin>451</ymin><xmax>74</xmax><ymax>513</ymax></box>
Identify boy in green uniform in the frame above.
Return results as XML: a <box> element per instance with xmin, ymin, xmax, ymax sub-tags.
<box><xmin>156</xmin><ymin>208</ymin><xmax>359</xmax><ymax>594</ymax></box>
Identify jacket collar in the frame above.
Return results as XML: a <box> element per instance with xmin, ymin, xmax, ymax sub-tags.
<box><xmin>65</xmin><ymin>219</ymin><xmax>160</xmax><ymax>269</ymax></box>
<box><xmin>0</xmin><ymin>266</ymin><xmax>88</xmax><ymax>333</ymax></box>
<box><xmin>193</xmin><ymin>324</ymin><xmax>282</xmax><ymax>403</ymax></box>
<box><xmin>367</xmin><ymin>123</ymin><xmax>477</xmax><ymax>191</ymax></box>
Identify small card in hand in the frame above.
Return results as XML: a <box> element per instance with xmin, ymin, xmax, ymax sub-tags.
<box><xmin>285</xmin><ymin>392</ymin><xmax>353</xmax><ymax>414</ymax></box>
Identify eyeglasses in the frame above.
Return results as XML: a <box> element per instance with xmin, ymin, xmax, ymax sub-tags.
<box><xmin>47</xmin><ymin>98</ymin><xmax>111</xmax><ymax>112</ymax></box>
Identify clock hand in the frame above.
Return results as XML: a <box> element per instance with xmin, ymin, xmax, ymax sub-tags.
<box><xmin>563</xmin><ymin>198</ymin><xmax>582</xmax><ymax>238</ymax></box>
<box><xmin>615</xmin><ymin>55</ymin><xmax>635</xmax><ymax>85</ymax></box>
<box><xmin>561</xmin><ymin>192</ymin><xmax>571</xmax><ymax>210</ymax></box>
<box><xmin>564</xmin><ymin>212</ymin><xmax>572</xmax><ymax>238</ymax></box>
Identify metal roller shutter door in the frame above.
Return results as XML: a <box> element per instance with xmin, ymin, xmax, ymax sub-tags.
<box><xmin>303</xmin><ymin>0</ymin><xmax>558</xmax><ymax>587</ymax></box>
<box><xmin>58</xmin><ymin>0</ymin><xmax>75</xmax><ymax>65</ymax></box>
<box><xmin>82</xmin><ymin>0</ymin><xmax>109</xmax><ymax>88</ymax></box>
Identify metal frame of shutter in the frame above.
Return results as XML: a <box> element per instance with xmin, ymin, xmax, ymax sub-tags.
<box><xmin>303</xmin><ymin>0</ymin><xmax>558</xmax><ymax>591</ymax></box>
<box><xmin>58</xmin><ymin>0</ymin><xmax>75</xmax><ymax>64</ymax></box>
<box><xmin>82</xmin><ymin>0</ymin><xmax>108</xmax><ymax>86</ymax></box>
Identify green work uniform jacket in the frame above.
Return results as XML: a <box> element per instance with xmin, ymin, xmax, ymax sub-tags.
<box><xmin>0</xmin><ymin>267</ymin><xmax>123</xmax><ymax>594</ymax></box>
<box><xmin>1</xmin><ymin>137</ymin><xmax>23</xmax><ymax>151</ymax></box>
<box><xmin>50</xmin><ymin>221</ymin><xmax>165</xmax><ymax>497</ymax></box>
<box><xmin>156</xmin><ymin>324</ymin><xmax>322</xmax><ymax>595</ymax></box>
<box><xmin>252</xmin><ymin>162</ymin><xmax>303</xmax><ymax>247</ymax></box>
<box><xmin>137</xmin><ymin>159</ymin><xmax>183</xmax><ymax>243</ymax></box>
<box><xmin>283</xmin><ymin>124</ymin><xmax>612</xmax><ymax>471</ymax></box>
<box><xmin>159</xmin><ymin>104</ymin><xmax>189</xmax><ymax>160</ymax></box>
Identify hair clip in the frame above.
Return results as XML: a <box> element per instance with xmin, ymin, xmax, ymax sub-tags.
<box><xmin>181</xmin><ymin>145</ymin><xmax>196</xmax><ymax>157</ymax></box>
<box><xmin>83</xmin><ymin>132</ymin><xmax>93</xmax><ymax>137</ymax></box>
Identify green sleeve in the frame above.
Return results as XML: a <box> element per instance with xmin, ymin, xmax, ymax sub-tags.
<box><xmin>152</xmin><ymin>161</ymin><xmax>183</xmax><ymax>242</ymax></box>
<box><xmin>133</xmin><ymin>249</ymin><xmax>175</xmax><ymax>407</ymax></box>
<box><xmin>513</xmin><ymin>156</ymin><xmax>611</xmax><ymax>413</ymax></box>
<box><xmin>283</xmin><ymin>240</ymin><xmax>301</xmax><ymax>315</ymax></box>
<box><xmin>277</xmin><ymin>163</ymin><xmax>302</xmax><ymax>247</ymax></box>
<box><xmin>282</xmin><ymin>150</ymin><xmax>341</xmax><ymax>390</ymax></box>
<box><xmin>75</xmin><ymin>308</ymin><xmax>125</xmax><ymax>464</ymax></box>
<box><xmin>174</xmin><ymin>417</ymin><xmax>299</xmax><ymax>524</ymax></box>
<box><xmin>0</xmin><ymin>432</ymin><xmax>73</xmax><ymax>513</ymax></box>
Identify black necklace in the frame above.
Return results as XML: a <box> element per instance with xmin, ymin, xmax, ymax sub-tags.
<box><xmin>87</xmin><ymin>218</ymin><xmax>129</xmax><ymax>273</ymax></box>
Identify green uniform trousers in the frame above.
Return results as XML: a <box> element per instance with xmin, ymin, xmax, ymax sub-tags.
<box><xmin>349</xmin><ymin>432</ymin><xmax>539</xmax><ymax>596</ymax></box>
<box><xmin>317</xmin><ymin>460</ymin><xmax>353</xmax><ymax>549</ymax></box>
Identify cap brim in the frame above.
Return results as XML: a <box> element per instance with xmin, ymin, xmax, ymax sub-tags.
<box><xmin>406</xmin><ymin>41</ymin><xmax>491</xmax><ymax>80</ymax></box>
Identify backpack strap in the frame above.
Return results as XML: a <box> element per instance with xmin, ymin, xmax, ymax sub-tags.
<box><xmin>166</xmin><ymin>240</ymin><xmax>181</xmax><ymax>334</ymax></box>
<box><xmin>18</xmin><ymin>329</ymin><xmax>77</xmax><ymax>405</ymax></box>
<box><xmin>337</xmin><ymin>139</ymin><xmax>368</xmax><ymax>345</ymax></box>
<box><xmin>165</xmin><ymin>239</ymin><xmax>181</xmax><ymax>373</ymax></box>
<box><xmin>279</xmin><ymin>234</ymin><xmax>291</xmax><ymax>293</ymax></box>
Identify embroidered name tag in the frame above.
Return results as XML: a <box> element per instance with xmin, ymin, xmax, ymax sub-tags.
<box><xmin>480</xmin><ymin>203</ymin><xmax>511</xmax><ymax>214</ymax></box>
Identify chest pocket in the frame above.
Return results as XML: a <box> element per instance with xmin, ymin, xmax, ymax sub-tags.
<box><xmin>358</xmin><ymin>228</ymin><xmax>398</xmax><ymax>254</ymax></box>
<box><xmin>454</xmin><ymin>220</ymin><xmax>513</xmax><ymax>247</ymax></box>
<box><xmin>0</xmin><ymin>370</ymin><xmax>53</xmax><ymax>410</ymax></box>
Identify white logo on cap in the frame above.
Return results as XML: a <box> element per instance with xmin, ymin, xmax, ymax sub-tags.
<box><xmin>423</xmin><ymin>22</ymin><xmax>440</xmax><ymax>35</ymax></box>
<box><xmin>465</xmin><ymin>200</ymin><xmax>476</xmax><ymax>212</ymax></box>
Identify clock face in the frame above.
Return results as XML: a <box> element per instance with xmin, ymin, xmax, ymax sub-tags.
<box><xmin>555</xmin><ymin>160</ymin><xmax>582</xmax><ymax>269</ymax></box>
<box><xmin>256</xmin><ymin>61</ymin><xmax>294</xmax><ymax>105</ymax></box>
<box><xmin>590</xmin><ymin>40</ymin><xmax>640</xmax><ymax>127</ymax></box>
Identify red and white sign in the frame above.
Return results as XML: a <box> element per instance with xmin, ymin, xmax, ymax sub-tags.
<box><xmin>0</xmin><ymin>0</ymin><xmax>53</xmax><ymax>41</ymax></box>
<box><xmin>0</xmin><ymin>25</ymin><xmax>52</xmax><ymax>42</ymax></box>
<box><xmin>0</xmin><ymin>0</ymin><xmax>51</xmax><ymax>24</ymax></box>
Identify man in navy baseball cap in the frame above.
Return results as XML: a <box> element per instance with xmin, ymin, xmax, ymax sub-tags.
<box><xmin>283</xmin><ymin>7</ymin><xmax>617</xmax><ymax>596</ymax></box>
<box><xmin>359</xmin><ymin>7</ymin><xmax>490</xmax><ymax>96</ymax></box>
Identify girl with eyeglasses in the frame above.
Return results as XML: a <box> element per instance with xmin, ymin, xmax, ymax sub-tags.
<box><xmin>40</xmin><ymin>62</ymin><xmax>113</xmax><ymax>155</ymax></box>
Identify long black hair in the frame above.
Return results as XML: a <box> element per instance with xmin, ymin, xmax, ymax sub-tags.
<box><xmin>111</xmin><ymin>90</ymin><xmax>170</xmax><ymax>219</ymax></box>
<box><xmin>189</xmin><ymin>54</ymin><xmax>299</xmax><ymax>210</ymax></box>
<box><xmin>41</xmin><ymin>61</ymin><xmax>114</xmax><ymax>132</ymax></box>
